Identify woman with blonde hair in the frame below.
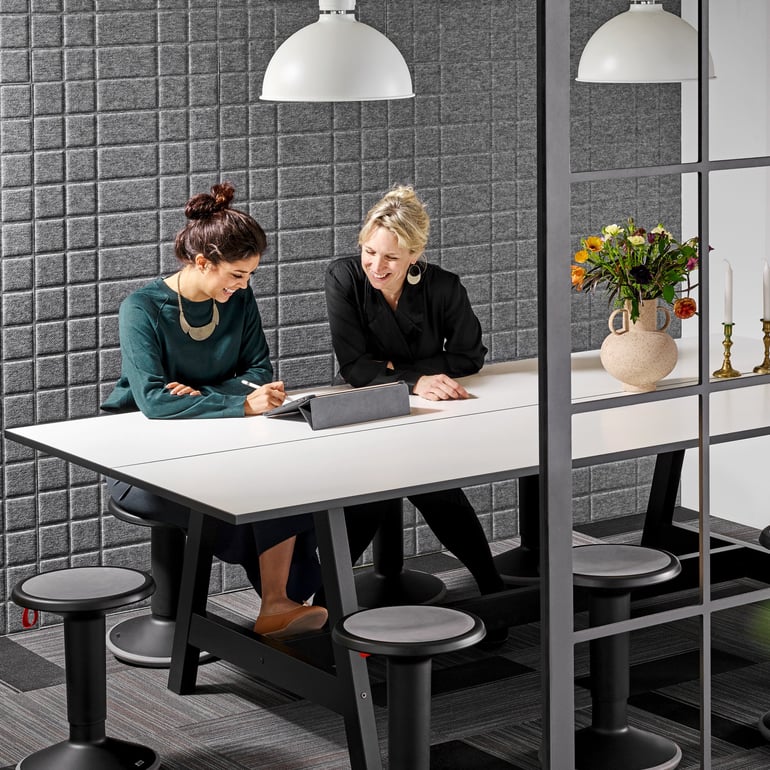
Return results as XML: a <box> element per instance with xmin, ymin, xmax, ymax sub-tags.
<box><xmin>325</xmin><ymin>185</ymin><xmax>505</xmax><ymax>617</ymax></box>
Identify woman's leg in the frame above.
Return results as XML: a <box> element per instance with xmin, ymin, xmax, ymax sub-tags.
<box><xmin>253</xmin><ymin>535</ymin><xmax>327</xmax><ymax>637</ymax></box>
<box><xmin>257</xmin><ymin>536</ymin><xmax>299</xmax><ymax>615</ymax></box>
<box><xmin>408</xmin><ymin>488</ymin><xmax>504</xmax><ymax>595</ymax></box>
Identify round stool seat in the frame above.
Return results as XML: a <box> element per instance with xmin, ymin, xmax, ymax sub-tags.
<box><xmin>108</xmin><ymin>498</ymin><xmax>170</xmax><ymax>530</ymax></box>
<box><xmin>333</xmin><ymin>605</ymin><xmax>485</xmax><ymax>657</ymax></box>
<box><xmin>573</xmin><ymin>544</ymin><xmax>681</xmax><ymax>591</ymax></box>
<box><xmin>13</xmin><ymin>567</ymin><xmax>154</xmax><ymax>615</ymax></box>
<box><xmin>759</xmin><ymin>526</ymin><xmax>770</xmax><ymax>550</ymax></box>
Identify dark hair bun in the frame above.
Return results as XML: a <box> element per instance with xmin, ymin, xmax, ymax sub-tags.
<box><xmin>185</xmin><ymin>181</ymin><xmax>236</xmax><ymax>220</ymax></box>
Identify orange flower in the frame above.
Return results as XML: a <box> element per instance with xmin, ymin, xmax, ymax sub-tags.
<box><xmin>673</xmin><ymin>297</ymin><xmax>697</xmax><ymax>319</ymax></box>
<box><xmin>574</xmin><ymin>249</ymin><xmax>589</xmax><ymax>264</ymax></box>
<box><xmin>585</xmin><ymin>236</ymin><xmax>603</xmax><ymax>252</ymax></box>
<box><xmin>571</xmin><ymin>265</ymin><xmax>586</xmax><ymax>290</ymax></box>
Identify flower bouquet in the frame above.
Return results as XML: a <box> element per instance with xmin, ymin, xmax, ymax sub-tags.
<box><xmin>571</xmin><ymin>219</ymin><xmax>700</xmax><ymax>323</ymax></box>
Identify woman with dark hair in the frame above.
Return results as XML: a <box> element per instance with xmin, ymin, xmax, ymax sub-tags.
<box><xmin>325</xmin><ymin>185</ymin><xmax>505</xmax><ymax>606</ymax></box>
<box><xmin>102</xmin><ymin>182</ymin><xmax>326</xmax><ymax>639</ymax></box>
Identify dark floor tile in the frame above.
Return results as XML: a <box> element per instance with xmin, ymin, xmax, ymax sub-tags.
<box><xmin>0</xmin><ymin>636</ymin><xmax>64</xmax><ymax>692</ymax></box>
<box><xmin>576</xmin><ymin>648</ymin><xmax>754</xmax><ymax>694</ymax></box>
<box><xmin>629</xmin><ymin>691</ymin><xmax>767</xmax><ymax>750</ymax></box>
<box><xmin>430</xmin><ymin>739</ymin><xmax>525</xmax><ymax>769</ymax></box>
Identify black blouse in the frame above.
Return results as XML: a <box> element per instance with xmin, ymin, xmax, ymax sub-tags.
<box><xmin>325</xmin><ymin>256</ymin><xmax>487</xmax><ymax>390</ymax></box>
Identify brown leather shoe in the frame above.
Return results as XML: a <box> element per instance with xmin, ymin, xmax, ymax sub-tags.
<box><xmin>253</xmin><ymin>603</ymin><xmax>328</xmax><ymax>639</ymax></box>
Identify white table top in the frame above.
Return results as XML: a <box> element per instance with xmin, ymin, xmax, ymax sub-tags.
<box><xmin>6</xmin><ymin>337</ymin><xmax>769</xmax><ymax>524</ymax></box>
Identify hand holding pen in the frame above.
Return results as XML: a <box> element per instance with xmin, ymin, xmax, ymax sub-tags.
<box><xmin>241</xmin><ymin>379</ymin><xmax>290</xmax><ymax>416</ymax></box>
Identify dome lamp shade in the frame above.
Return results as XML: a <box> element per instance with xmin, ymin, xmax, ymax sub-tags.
<box><xmin>576</xmin><ymin>1</ymin><xmax>715</xmax><ymax>84</ymax></box>
<box><xmin>260</xmin><ymin>0</ymin><xmax>414</xmax><ymax>102</ymax></box>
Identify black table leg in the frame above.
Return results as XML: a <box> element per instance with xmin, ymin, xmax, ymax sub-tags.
<box><xmin>315</xmin><ymin>507</ymin><xmax>383</xmax><ymax>770</ymax></box>
<box><xmin>493</xmin><ymin>474</ymin><xmax>541</xmax><ymax>584</ymax></box>
<box><xmin>355</xmin><ymin>499</ymin><xmax>446</xmax><ymax>607</ymax></box>
<box><xmin>168</xmin><ymin>510</ymin><xmax>217</xmax><ymax>695</ymax></box>
<box><xmin>641</xmin><ymin>449</ymin><xmax>685</xmax><ymax>549</ymax></box>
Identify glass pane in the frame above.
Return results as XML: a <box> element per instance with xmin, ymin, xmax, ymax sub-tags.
<box><xmin>705</xmin><ymin>0</ymin><xmax>770</xmax><ymax>161</ymax></box>
<box><xmin>570</xmin><ymin>173</ymin><xmax>702</xmax><ymax>393</ymax></box>
<box><xmin>574</xmin><ymin>618</ymin><xmax>702</xmax><ymax>764</ymax></box>
<box><xmin>709</xmin><ymin>168</ymin><xmax>770</xmax><ymax>335</ymax></box>
<box><xmin>570</xmin><ymin>4</ymin><xmax>687</xmax><ymax>173</ymax></box>
<box><xmin>712</xmin><ymin>603</ymin><xmax>770</xmax><ymax>763</ymax></box>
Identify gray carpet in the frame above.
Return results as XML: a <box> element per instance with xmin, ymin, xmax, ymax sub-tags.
<box><xmin>3</xmin><ymin>519</ymin><xmax>770</xmax><ymax>769</ymax></box>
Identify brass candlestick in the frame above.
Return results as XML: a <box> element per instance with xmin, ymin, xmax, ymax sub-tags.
<box><xmin>753</xmin><ymin>319</ymin><xmax>770</xmax><ymax>374</ymax></box>
<box><xmin>713</xmin><ymin>322</ymin><xmax>741</xmax><ymax>378</ymax></box>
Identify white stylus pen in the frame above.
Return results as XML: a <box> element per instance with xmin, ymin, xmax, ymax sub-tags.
<box><xmin>241</xmin><ymin>379</ymin><xmax>294</xmax><ymax>402</ymax></box>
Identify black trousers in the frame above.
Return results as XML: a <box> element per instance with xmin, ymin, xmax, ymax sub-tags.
<box><xmin>345</xmin><ymin>488</ymin><xmax>504</xmax><ymax>595</ymax></box>
<box><xmin>106</xmin><ymin>478</ymin><xmax>322</xmax><ymax>603</ymax></box>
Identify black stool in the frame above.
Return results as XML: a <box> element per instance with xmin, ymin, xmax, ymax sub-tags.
<box><xmin>12</xmin><ymin>566</ymin><xmax>160</xmax><ymax>770</ymax></box>
<box><xmin>333</xmin><ymin>605</ymin><xmax>485</xmax><ymax>769</ymax></box>
<box><xmin>106</xmin><ymin>498</ymin><xmax>211</xmax><ymax>668</ymax></box>
<box><xmin>573</xmin><ymin>544</ymin><xmax>682</xmax><ymax>770</ymax></box>
<box><xmin>354</xmin><ymin>499</ymin><xmax>447</xmax><ymax>608</ymax></box>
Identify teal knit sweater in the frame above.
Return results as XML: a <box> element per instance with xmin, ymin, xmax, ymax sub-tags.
<box><xmin>101</xmin><ymin>278</ymin><xmax>273</xmax><ymax>419</ymax></box>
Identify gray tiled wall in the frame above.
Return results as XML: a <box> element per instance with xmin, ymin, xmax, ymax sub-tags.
<box><xmin>1</xmin><ymin>0</ymin><xmax>682</xmax><ymax>634</ymax></box>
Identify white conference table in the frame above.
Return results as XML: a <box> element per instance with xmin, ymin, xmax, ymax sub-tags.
<box><xmin>6</xmin><ymin>338</ymin><xmax>770</xmax><ymax>770</ymax></box>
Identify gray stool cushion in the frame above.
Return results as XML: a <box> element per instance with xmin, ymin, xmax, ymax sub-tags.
<box><xmin>573</xmin><ymin>544</ymin><xmax>681</xmax><ymax>591</ymax></box>
<box><xmin>333</xmin><ymin>605</ymin><xmax>485</xmax><ymax>657</ymax></box>
<box><xmin>13</xmin><ymin>566</ymin><xmax>154</xmax><ymax>615</ymax></box>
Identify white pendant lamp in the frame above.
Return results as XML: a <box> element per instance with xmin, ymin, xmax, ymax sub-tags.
<box><xmin>260</xmin><ymin>0</ymin><xmax>414</xmax><ymax>102</ymax></box>
<box><xmin>577</xmin><ymin>1</ymin><xmax>715</xmax><ymax>83</ymax></box>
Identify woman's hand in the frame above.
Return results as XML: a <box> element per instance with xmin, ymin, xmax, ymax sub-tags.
<box><xmin>244</xmin><ymin>381</ymin><xmax>287</xmax><ymax>416</ymax></box>
<box><xmin>413</xmin><ymin>374</ymin><xmax>469</xmax><ymax>401</ymax></box>
<box><xmin>165</xmin><ymin>381</ymin><xmax>202</xmax><ymax>397</ymax></box>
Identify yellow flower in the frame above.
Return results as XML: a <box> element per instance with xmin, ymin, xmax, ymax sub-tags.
<box><xmin>574</xmin><ymin>249</ymin><xmax>589</xmax><ymax>264</ymax></box>
<box><xmin>603</xmin><ymin>224</ymin><xmax>621</xmax><ymax>237</ymax></box>
<box><xmin>585</xmin><ymin>236</ymin><xmax>603</xmax><ymax>252</ymax></box>
<box><xmin>628</xmin><ymin>234</ymin><xmax>645</xmax><ymax>247</ymax></box>
<box><xmin>571</xmin><ymin>264</ymin><xmax>586</xmax><ymax>289</ymax></box>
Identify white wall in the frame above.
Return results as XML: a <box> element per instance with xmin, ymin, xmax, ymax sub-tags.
<box><xmin>681</xmin><ymin>0</ymin><xmax>770</xmax><ymax>527</ymax></box>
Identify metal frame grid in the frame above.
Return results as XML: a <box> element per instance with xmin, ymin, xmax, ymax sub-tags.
<box><xmin>538</xmin><ymin>2</ymin><xmax>770</xmax><ymax>767</ymax></box>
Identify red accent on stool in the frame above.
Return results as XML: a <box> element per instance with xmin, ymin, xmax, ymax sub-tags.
<box><xmin>22</xmin><ymin>607</ymin><xmax>38</xmax><ymax>628</ymax></box>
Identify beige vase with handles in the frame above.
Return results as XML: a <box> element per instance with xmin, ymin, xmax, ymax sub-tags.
<box><xmin>599</xmin><ymin>300</ymin><xmax>678</xmax><ymax>392</ymax></box>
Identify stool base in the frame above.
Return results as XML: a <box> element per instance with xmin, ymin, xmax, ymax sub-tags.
<box><xmin>17</xmin><ymin>737</ymin><xmax>160</xmax><ymax>770</ymax></box>
<box><xmin>575</xmin><ymin>725</ymin><xmax>681</xmax><ymax>770</ymax></box>
<box><xmin>758</xmin><ymin>709</ymin><xmax>770</xmax><ymax>739</ymax></box>
<box><xmin>107</xmin><ymin>615</ymin><xmax>213</xmax><ymax>668</ymax></box>
<box><xmin>493</xmin><ymin>545</ymin><xmax>540</xmax><ymax>585</ymax></box>
<box><xmin>355</xmin><ymin>569</ymin><xmax>446</xmax><ymax>608</ymax></box>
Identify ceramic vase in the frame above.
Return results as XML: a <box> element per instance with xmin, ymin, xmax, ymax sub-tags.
<box><xmin>599</xmin><ymin>300</ymin><xmax>678</xmax><ymax>393</ymax></box>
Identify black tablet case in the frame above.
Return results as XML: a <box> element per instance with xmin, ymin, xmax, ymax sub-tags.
<box><xmin>265</xmin><ymin>381</ymin><xmax>410</xmax><ymax>430</ymax></box>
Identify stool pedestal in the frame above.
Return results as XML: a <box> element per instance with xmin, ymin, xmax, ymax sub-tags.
<box><xmin>106</xmin><ymin>498</ymin><xmax>211</xmax><ymax>668</ymax></box>
<box><xmin>355</xmin><ymin>500</ymin><xmax>446</xmax><ymax>608</ymax></box>
<box><xmin>12</xmin><ymin>567</ymin><xmax>160</xmax><ymax>770</ymax></box>
<box><xmin>573</xmin><ymin>545</ymin><xmax>682</xmax><ymax>770</ymax></box>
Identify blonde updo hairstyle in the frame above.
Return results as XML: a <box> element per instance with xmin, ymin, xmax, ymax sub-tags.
<box><xmin>174</xmin><ymin>181</ymin><xmax>267</xmax><ymax>266</ymax></box>
<box><xmin>358</xmin><ymin>185</ymin><xmax>430</xmax><ymax>258</ymax></box>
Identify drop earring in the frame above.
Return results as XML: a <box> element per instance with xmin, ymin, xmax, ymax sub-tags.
<box><xmin>406</xmin><ymin>261</ymin><xmax>424</xmax><ymax>286</ymax></box>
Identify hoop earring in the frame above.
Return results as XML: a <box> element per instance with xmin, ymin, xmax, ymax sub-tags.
<box><xmin>406</xmin><ymin>261</ymin><xmax>424</xmax><ymax>286</ymax></box>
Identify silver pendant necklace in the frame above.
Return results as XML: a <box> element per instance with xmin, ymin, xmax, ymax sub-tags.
<box><xmin>177</xmin><ymin>271</ymin><xmax>219</xmax><ymax>341</ymax></box>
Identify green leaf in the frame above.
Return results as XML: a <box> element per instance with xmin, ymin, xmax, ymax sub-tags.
<box><xmin>662</xmin><ymin>284</ymin><xmax>675</xmax><ymax>303</ymax></box>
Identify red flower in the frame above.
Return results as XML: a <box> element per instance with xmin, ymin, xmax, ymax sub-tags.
<box><xmin>673</xmin><ymin>297</ymin><xmax>697</xmax><ymax>319</ymax></box>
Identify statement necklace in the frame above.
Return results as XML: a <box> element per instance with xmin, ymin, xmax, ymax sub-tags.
<box><xmin>177</xmin><ymin>271</ymin><xmax>219</xmax><ymax>341</ymax></box>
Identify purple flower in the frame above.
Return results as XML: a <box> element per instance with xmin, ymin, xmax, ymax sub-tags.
<box><xmin>629</xmin><ymin>265</ymin><xmax>652</xmax><ymax>284</ymax></box>
<box><xmin>686</xmin><ymin>257</ymin><xmax>698</xmax><ymax>271</ymax></box>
